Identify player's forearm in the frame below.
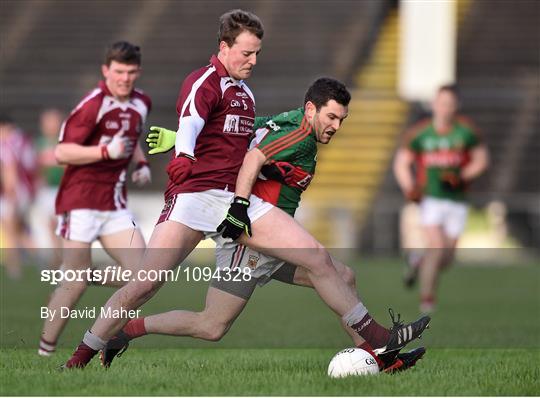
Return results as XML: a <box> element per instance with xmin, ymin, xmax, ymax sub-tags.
<box><xmin>234</xmin><ymin>148</ymin><xmax>267</xmax><ymax>199</ymax></box>
<box><xmin>461</xmin><ymin>146</ymin><xmax>489</xmax><ymax>182</ymax></box>
<box><xmin>393</xmin><ymin>150</ymin><xmax>415</xmax><ymax>193</ymax></box>
<box><xmin>131</xmin><ymin>142</ymin><xmax>147</xmax><ymax>164</ymax></box>
<box><xmin>55</xmin><ymin>143</ymin><xmax>103</xmax><ymax>165</ymax></box>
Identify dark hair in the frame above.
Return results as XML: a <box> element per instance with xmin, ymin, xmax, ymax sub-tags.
<box><xmin>218</xmin><ymin>9</ymin><xmax>264</xmax><ymax>46</ymax></box>
<box><xmin>304</xmin><ymin>77</ymin><xmax>351</xmax><ymax>110</ymax></box>
<box><xmin>104</xmin><ymin>41</ymin><xmax>141</xmax><ymax>66</ymax></box>
<box><xmin>438</xmin><ymin>84</ymin><xmax>459</xmax><ymax>98</ymax></box>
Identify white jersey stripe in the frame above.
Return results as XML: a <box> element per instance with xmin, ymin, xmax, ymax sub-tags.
<box><xmin>175</xmin><ymin>66</ymin><xmax>216</xmax><ymax>157</ymax></box>
<box><xmin>179</xmin><ymin>66</ymin><xmax>216</xmax><ymax>121</ymax></box>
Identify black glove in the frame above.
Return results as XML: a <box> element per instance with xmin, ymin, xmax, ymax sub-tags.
<box><xmin>261</xmin><ymin>161</ymin><xmax>294</xmax><ymax>183</ymax></box>
<box><xmin>217</xmin><ymin>197</ymin><xmax>252</xmax><ymax>240</ymax></box>
<box><xmin>261</xmin><ymin>161</ymin><xmax>313</xmax><ymax>191</ymax></box>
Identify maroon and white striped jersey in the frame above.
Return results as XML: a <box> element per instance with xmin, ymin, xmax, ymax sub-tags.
<box><xmin>164</xmin><ymin>55</ymin><xmax>255</xmax><ymax>198</ymax></box>
<box><xmin>55</xmin><ymin>80</ymin><xmax>151</xmax><ymax>214</ymax></box>
<box><xmin>0</xmin><ymin>128</ymin><xmax>38</xmax><ymax>202</ymax></box>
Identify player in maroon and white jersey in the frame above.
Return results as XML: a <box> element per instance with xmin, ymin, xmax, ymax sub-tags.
<box><xmin>0</xmin><ymin>114</ymin><xmax>38</xmax><ymax>279</ymax></box>
<box><xmin>65</xmin><ymin>11</ymin><xmax>429</xmax><ymax>369</ymax></box>
<box><xmin>38</xmin><ymin>42</ymin><xmax>152</xmax><ymax>356</ymax></box>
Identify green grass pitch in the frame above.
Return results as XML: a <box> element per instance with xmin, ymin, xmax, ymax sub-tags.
<box><xmin>1</xmin><ymin>256</ymin><xmax>538</xmax><ymax>395</ymax></box>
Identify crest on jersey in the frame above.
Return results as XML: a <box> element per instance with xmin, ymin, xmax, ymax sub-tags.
<box><xmin>247</xmin><ymin>255</ymin><xmax>259</xmax><ymax>269</ymax></box>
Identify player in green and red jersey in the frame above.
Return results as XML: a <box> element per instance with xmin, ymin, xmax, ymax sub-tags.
<box><xmin>393</xmin><ymin>84</ymin><xmax>489</xmax><ymax>313</ymax></box>
<box><xmin>100</xmin><ymin>78</ymin><xmax>428</xmax><ymax>374</ymax></box>
<box><xmin>35</xmin><ymin>108</ymin><xmax>65</xmax><ymax>266</ymax></box>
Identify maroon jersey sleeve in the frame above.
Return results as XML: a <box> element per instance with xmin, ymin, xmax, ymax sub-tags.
<box><xmin>59</xmin><ymin>89</ymin><xmax>103</xmax><ymax>144</ymax></box>
<box><xmin>176</xmin><ymin>71</ymin><xmax>220</xmax><ymax>122</ymax></box>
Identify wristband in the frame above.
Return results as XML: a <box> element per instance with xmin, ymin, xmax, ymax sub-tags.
<box><xmin>101</xmin><ymin>145</ymin><xmax>110</xmax><ymax>160</ymax></box>
<box><xmin>233</xmin><ymin>196</ymin><xmax>250</xmax><ymax>206</ymax></box>
<box><xmin>178</xmin><ymin>152</ymin><xmax>196</xmax><ymax>161</ymax></box>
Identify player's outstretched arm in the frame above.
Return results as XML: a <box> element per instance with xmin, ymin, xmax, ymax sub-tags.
<box><xmin>146</xmin><ymin>126</ymin><xmax>176</xmax><ymax>155</ymax></box>
<box><xmin>55</xmin><ymin>130</ymin><xmax>134</xmax><ymax>165</ymax></box>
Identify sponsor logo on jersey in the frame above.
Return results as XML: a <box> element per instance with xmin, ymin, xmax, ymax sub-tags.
<box><xmin>266</xmin><ymin>120</ymin><xmax>281</xmax><ymax>131</ymax></box>
<box><xmin>296</xmin><ymin>174</ymin><xmax>314</xmax><ymax>190</ymax></box>
<box><xmin>119</xmin><ymin>112</ymin><xmax>132</xmax><ymax>119</ymax></box>
<box><xmin>223</xmin><ymin>115</ymin><xmax>254</xmax><ymax>135</ymax></box>
<box><xmin>422</xmin><ymin>150</ymin><xmax>464</xmax><ymax>167</ymax></box>
<box><xmin>105</xmin><ymin>120</ymin><xmax>120</xmax><ymax>130</ymax></box>
<box><xmin>235</xmin><ymin>91</ymin><xmax>249</xmax><ymax>99</ymax></box>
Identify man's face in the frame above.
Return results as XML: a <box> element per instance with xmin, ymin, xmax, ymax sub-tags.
<box><xmin>307</xmin><ymin>100</ymin><xmax>348</xmax><ymax>144</ymax></box>
<box><xmin>219</xmin><ymin>31</ymin><xmax>261</xmax><ymax>80</ymax></box>
<box><xmin>40</xmin><ymin>110</ymin><xmax>63</xmax><ymax>138</ymax></box>
<box><xmin>101</xmin><ymin>61</ymin><xmax>141</xmax><ymax>100</ymax></box>
<box><xmin>0</xmin><ymin>122</ymin><xmax>15</xmax><ymax>138</ymax></box>
<box><xmin>432</xmin><ymin>90</ymin><xmax>458</xmax><ymax>121</ymax></box>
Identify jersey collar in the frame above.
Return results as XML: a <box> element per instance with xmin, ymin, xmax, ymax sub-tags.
<box><xmin>210</xmin><ymin>55</ymin><xmax>246</xmax><ymax>87</ymax></box>
<box><xmin>297</xmin><ymin>108</ymin><xmax>314</xmax><ymax>137</ymax></box>
<box><xmin>210</xmin><ymin>55</ymin><xmax>230</xmax><ymax>78</ymax></box>
<box><xmin>99</xmin><ymin>80</ymin><xmax>113</xmax><ymax>96</ymax></box>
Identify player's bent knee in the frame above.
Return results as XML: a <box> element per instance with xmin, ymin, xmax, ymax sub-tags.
<box><xmin>198</xmin><ymin>321</ymin><xmax>229</xmax><ymax>342</ymax></box>
<box><xmin>308</xmin><ymin>250</ymin><xmax>336</xmax><ymax>277</ymax></box>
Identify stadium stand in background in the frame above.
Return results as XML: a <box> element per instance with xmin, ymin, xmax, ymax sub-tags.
<box><xmin>359</xmin><ymin>0</ymin><xmax>540</xmax><ymax>251</ymax></box>
<box><xmin>0</xmin><ymin>0</ymin><xmax>538</xmax><ymax>250</ymax></box>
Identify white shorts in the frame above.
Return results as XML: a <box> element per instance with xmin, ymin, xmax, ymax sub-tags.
<box><xmin>157</xmin><ymin>189</ymin><xmax>273</xmax><ymax>240</ymax></box>
<box><xmin>215</xmin><ymin>241</ymin><xmax>284</xmax><ymax>286</ymax></box>
<box><xmin>56</xmin><ymin>208</ymin><xmax>136</xmax><ymax>243</ymax></box>
<box><xmin>420</xmin><ymin>197</ymin><xmax>468</xmax><ymax>239</ymax></box>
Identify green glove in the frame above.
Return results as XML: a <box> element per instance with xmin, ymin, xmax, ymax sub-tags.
<box><xmin>146</xmin><ymin>126</ymin><xmax>177</xmax><ymax>155</ymax></box>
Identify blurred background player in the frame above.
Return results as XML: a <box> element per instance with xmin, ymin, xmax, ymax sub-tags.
<box><xmin>0</xmin><ymin>113</ymin><xmax>38</xmax><ymax>279</ymax></box>
<box><xmin>38</xmin><ymin>41</ymin><xmax>152</xmax><ymax>357</ymax></box>
<box><xmin>35</xmin><ymin>108</ymin><xmax>65</xmax><ymax>266</ymax></box>
<box><xmin>393</xmin><ymin>84</ymin><xmax>489</xmax><ymax>313</ymax></box>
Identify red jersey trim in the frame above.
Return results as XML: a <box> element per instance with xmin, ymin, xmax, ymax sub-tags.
<box><xmin>401</xmin><ymin>118</ymin><xmax>431</xmax><ymax>149</ymax></box>
<box><xmin>259</xmin><ymin>117</ymin><xmax>311</xmax><ymax>158</ymax></box>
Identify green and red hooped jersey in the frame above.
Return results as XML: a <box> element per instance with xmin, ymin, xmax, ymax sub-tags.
<box><xmin>251</xmin><ymin>108</ymin><xmax>317</xmax><ymax>216</ymax></box>
<box><xmin>402</xmin><ymin>116</ymin><xmax>481</xmax><ymax>202</ymax></box>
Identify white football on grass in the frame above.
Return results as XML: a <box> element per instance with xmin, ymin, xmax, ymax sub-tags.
<box><xmin>328</xmin><ymin>348</ymin><xmax>380</xmax><ymax>378</ymax></box>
